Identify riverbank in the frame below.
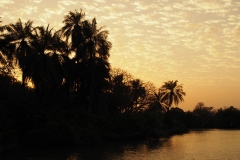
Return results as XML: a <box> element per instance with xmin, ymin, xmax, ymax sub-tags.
<box><xmin>0</xmin><ymin>104</ymin><xmax>189</xmax><ymax>154</ymax></box>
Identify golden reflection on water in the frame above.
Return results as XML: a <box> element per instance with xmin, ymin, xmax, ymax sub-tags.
<box><xmin>114</xmin><ymin>130</ymin><xmax>240</xmax><ymax>160</ymax></box>
<box><xmin>122</xmin><ymin>143</ymin><xmax>149</xmax><ymax>159</ymax></box>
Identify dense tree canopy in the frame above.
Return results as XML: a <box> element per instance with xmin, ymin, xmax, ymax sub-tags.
<box><xmin>0</xmin><ymin>9</ymin><xmax>188</xmax><ymax>115</ymax></box>
<box><xmin>0</xmin><ymin>9</ymin><xmax>114</xmax><ymax>111</ymax></box>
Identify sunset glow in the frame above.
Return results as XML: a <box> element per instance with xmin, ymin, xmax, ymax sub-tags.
<box><xmin>1</xmin><ymin>0</ymin><xmax>240</xmax><ymax>110</ymax></box>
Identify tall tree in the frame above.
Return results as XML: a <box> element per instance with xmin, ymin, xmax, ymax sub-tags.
<box><xmin>80</xmin><ymin>18</ymin><xmax>111</xmax><ymax>61</ymax></box>
<box><xmin>3</xmin><ymin>19</ymin><xmax>35</xmax><ymax>86</ymax></box>
<box><xmin>127</xmin><ymin>79</ymin><xmax>147</xmax><ymax>113</ymax></box>
<box><xmin>0</xmin><ymin>18</ymin><xmax>14</xmax><ymax>76</ymax></box>
<box><xmin>0</xmin><ymin>17</ymin><xmax>7</xmax><ymax>70</ymax></box>
<box><xmin>160</xmin><ymin>80</ymin><xmax>186</xmax><ymax>112</ymax></box>
<box><xmin>60</xmin><ymin>10</ymin><xmax>112</xmax><ymax>111</ymax></box>
<box><xmin>108</xmin><ymin>69</ymin><xmax>133</xmax><ymax>113</ymax></box>
<box><xmin>31</xmin><ymin>25</ymin><xmax>66</xmax><ymax>96</ymax></box>
<box><xmin>109</xmin><ymin>69</ymin><xmax>150</xmax><ymax>114</ymax></box>
<box><xmin>60</xmin><ymin>9</ymin><xmax>85</xmax><ymax>49</ymax></box>
<box><xmin>148</xmin><ymin>89</ymin><xmax>167</xmax><ymax>113</ymax></box>
<box><xmin>79</xmin><ymin>18</ymin><xmax>112</xmax><ymax>112</ymax></box>
<box><xmin>61</xmin><ymin>13</ymin><xmax>112</xmax><ymax>111</ymax></box>
<box><xmin>60</xmin><ymin>9</ymin><xmax>85</xmax><ymax>103</ymax></box>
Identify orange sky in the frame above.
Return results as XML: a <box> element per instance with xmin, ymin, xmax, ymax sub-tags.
<box><xmin>1</xmin><ymin>0</ymin><xmax>240</xmax><ymax>111</ymax></box>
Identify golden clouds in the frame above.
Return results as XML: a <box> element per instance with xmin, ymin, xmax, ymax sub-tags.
<box><xmin>58</xmin><ymin>0</ymin><xmax>78</xmax><ymax>6</ymax></box>
<box><xmin>0</xmin><ymin>0</ymin><xmax>14</xmax><ymax>8</ymax></box>
<box><xmin>45</xmin><ymin>5</ymin><xmax>65</xmax><ymax>15</ymax></box>
<box><xmin>32</xmin><ymin>0</ymin><xmax>42</xmax><ymax>3</ymax></box>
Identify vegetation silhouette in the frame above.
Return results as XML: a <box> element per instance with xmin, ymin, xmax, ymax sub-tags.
<box><xmin>0</xmin><ymin>9</ymin><xmax>239</xmax><ymax>153</ymax></box>
<box><xmin>160</xmin><ymin>80</ymin><xmax>186</xmax><ymax>112</ymax></box>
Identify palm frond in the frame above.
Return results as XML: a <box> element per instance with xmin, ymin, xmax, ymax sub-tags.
<box><xmin>159</xmin><ymin>80</ymin><xmax>186</xmax><ymax>110</ymax></box>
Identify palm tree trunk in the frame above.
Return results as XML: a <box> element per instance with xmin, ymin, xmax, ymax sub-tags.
<box><xmin>89</xmin><ymin>58</ymin><xmax>94</xmax><ymax>113</ymax></box>
<box><xmin>88</xmin><ymin>41</ymin><xmax>95</xmax><ymax>113</ymax></box>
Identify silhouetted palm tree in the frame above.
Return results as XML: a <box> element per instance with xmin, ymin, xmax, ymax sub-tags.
<box><xmin>160</xmin><ymin>80</ymin><xmax>186</xmax><ymax>112</ymax></box>
<box><xmin>60</xmin><ymin>9</ymin><xmax>85</xmax><ymax>49</ymax></box>
<box><xmin>60</xmin><ymin>9</ymin><xmax>85</xmax><ymax>102</ymax></box>
<box><xmin>33</xmin><ymin>25</ymin><xmax>55</xmax><ymax>55</ymax></box>
<box><xmin>3</xmin><ymin>19</ymin><xmax>35</xmax><ymax>86</ymax></box>
<box><xmin>31</xmin><ymin>25</ymin><xmax>66</xmax><ymax>95</ymax></box>
<box><xmin>0</xmin><ymin>21</ymin><xmax>13</xmax><ymax>75</ymax></box>
<box><xmin>128</xmin><ymin>79</ymin><xmax>147</xmax><ymax>113</ymax></box>
<box><xmin>149</xmin><ymin>89</ymin><xmax>167</xmax><ymax>113</ymax></box>
<box><xmin>79</xmin><ymin>18</ymin><xmax>112</xmax><ymax>112</ymax></box>
<box><xmin>80</xmin><ymin>18</ymin><xmax>111</xmax><ymax>61</ymax></box>
<box><xmin>0</xmin><ymin>17</ymin><xmax>6</xmax><ymax>68</ymax></box>
<box><xmin>60</xmin><ymin>10</ymin><xmax>112</xmax><ymax>111</ymax></box>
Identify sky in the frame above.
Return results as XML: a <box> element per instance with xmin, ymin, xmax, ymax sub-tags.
<box><xmin>1</xmin><ymin>0</ymin><xmax>240</xmax><ymax>111</ymax></box>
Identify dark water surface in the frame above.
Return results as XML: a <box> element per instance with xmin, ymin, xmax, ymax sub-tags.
<box><xmin>1</xmin><ymin>129</ymin><xmax>240</xmax><ymax>160</ymax></box>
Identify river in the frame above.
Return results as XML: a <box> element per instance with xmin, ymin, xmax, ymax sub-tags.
<box><xmin>1</xmin><ymin>129</ymin><xmax>240</xmax><ymax>160</ymax></box>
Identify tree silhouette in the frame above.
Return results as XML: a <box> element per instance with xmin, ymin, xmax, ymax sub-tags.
<box><xmin>127</xmin><ymin>79</ymin><xmax>147</xmax><ymax>113</ymax></box>
<box><xmin>80</xmin><ymin>18</ymin><xmax>112</xmax><ymax>111</ymax></box>
<box><xmin>108</xmin><ymin>69</ymin><xmax>132</xmax><ymax>113</ymax></box>
<box><xmin>79</xmin><ymin>18</ymin><xmax>111</xmax><ymax>61</ymax></box>
<box><xmin>108</xmin><ymin>69</ymin><xmax>152</xmax><ymax>114</ymax></box>
<box><xmin>216</xmin><ymin>106</ymin><xmax>240</xmax><ymax>128</ymax></box>
<box><xmin>193</xmin><ymin>102</ymin><xmax>213</xmax><ymax>116</ymax></box>
<box><xmin>160</xmin><ymin>80</ymin><xmax>186</xmax><ymax>112</ymax></box>
<box><xmin>58</xmin><ymin>10</ymin><xmax>85</xmax><ymax>108</ymax></box>
<box><xmin>0</xmin><ymin>17</ymin><xmax>9</xmax><ymax>74</ymax></box>
<box><xmin>148</xmin><ymin>89</ymin><xmax>167</xmax><ymax>113</ymax></box>
<box><xmin>193</xmin><ymin>102</ymin><xmax>215</xmax><ymax>128</ymax></box>
<box><xmin>31</xmin><ymin>25</ymin><xmax>66</xmax><ymax>97</ymax></box>
<box><xmin>3</xmin><ymin>19</ymin><xmax>35</xmax><ymax>86</ymax></box>
<box><xmin>60</xmin><ymin>9</ymin><xmax>85</xmax><ymax>50</ymax></box>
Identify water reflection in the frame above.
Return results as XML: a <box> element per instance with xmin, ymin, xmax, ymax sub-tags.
<box><xmin>71</xmin><ymin>140</ymin><xmax>163</xmax><ymax>160</ymax></box>
<box><xmin>0</xmin><ymin>139</ymin><xmax>165</xmax><ymax>160</ymax></box>
<box><xmin>1</xmin><ymin>129</ymin><xmax>240</xmax><ymax>160</ymax></box>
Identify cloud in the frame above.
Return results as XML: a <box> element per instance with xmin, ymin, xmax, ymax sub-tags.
<box><xmin>0</xmin><ymin>0</ymin><xmax>14</xmax><ymax>8</ymax></box>
<box><xmin>45</xmin><ymin>5</ymin><xmax>65</xmax><ymax>15</ymax></box>
<box><xmin>1</xmin><ymin>11</ymin><xmax>16</xmax><ymax>21</ymax></box>
<box><xmin>32</xmin><ymin>0</ymin><xmax>42</xmax><ymax>3</ymax></box>
<box><xmin>94</xmin><ymin>0</ymin><xmax>106</xmax><ymax>3</ymax></box>
<box><xmin>131</xmin><ymin>1</ymin><xmax>158</xmax><ymax>11</ymax></box>
<box><xmin>38</xmin><ymin>13</ymin><xmax>52</xmax><ymax>23</ymax></box>
<box><xmin>112</xmin><ymin>3</ymin><xmax>125</xmax><ymax>9</ymax></box>
<box><xmin>58</xmin><ymin>0</ymin><xmax>78</xmax><ymax>6</ymax></box>
<box><xmin>21</xmin><ymin>5</ymin><xmax>39</xmax><ymax>15</ymax></box>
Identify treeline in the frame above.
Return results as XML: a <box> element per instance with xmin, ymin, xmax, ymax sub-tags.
<box><xmin>0</xmin><ymin>69</ymin><xmax>187</xmax><ymax>151</ymax></box>
<box><xmin>184</xmin><ymin>102</ymin><xmax>240</xmax><ymax>129</ymax></box>
<box><xmin>0</xmin><ymin>9</ymin><xmax>187</xmax><ymax>152</ymax></box>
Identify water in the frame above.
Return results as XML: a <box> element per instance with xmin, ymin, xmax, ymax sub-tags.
<box><xmin>1</xmin><ymin>129</ymin><xmax>240</xmax><ymax>160</ymax></box>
